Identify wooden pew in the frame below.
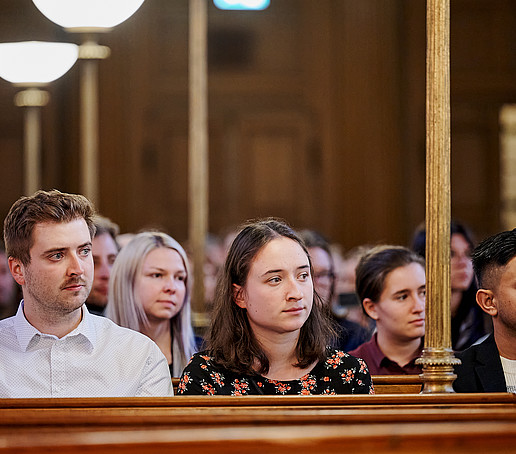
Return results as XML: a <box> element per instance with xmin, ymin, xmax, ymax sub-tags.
<box><xmin>0</xmin><ymin>393</ymin><xmax>515</xmax><ymax>453</ymax></box>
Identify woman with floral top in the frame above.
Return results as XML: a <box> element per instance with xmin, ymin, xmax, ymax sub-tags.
<box><xmin>178</xmin><ymin>218</ymin><xmax>373</xmax><ymax>395</ymax></box>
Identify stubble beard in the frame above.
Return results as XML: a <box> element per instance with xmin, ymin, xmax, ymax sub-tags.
<box><xmin>24</xmin><ymin>270</ymin><xmax>91</xmax><ymax>318</ymax></box>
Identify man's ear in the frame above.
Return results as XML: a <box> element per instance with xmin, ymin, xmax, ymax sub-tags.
<box><xmin>362</xmin><ymin>298</ymin><xmax>378</xmax><ymax>320</ymax></box>
<box><xmin>476</xmin><ymin>289</ymin><xmax>497</xmax><ymax>316</ymax></box>
<box><xmin>8</xmin><ymin>257</ymin><xmax>26</xmax><ymax>286</ymax></box>
<box><xmin>232</xmin><ymin>284</ymin><xmax>246</xmax><ymax>309</ymax></box>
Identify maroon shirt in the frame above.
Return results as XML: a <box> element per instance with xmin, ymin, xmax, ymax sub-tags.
<box><xmin>349</xmin><ymin>333</ymin><xmax>423</xmax><ymax>375</ymax></box>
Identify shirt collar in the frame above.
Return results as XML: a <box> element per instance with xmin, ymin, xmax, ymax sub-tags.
<box><xmin>370</xmin><ymin>332</ymin><xmax>423</xmax><ymax>369</ymax></box>
<box><xmin>14</xmin><ymin>301</ymin><xmax>96</xmax><ymax>352</ymax></box>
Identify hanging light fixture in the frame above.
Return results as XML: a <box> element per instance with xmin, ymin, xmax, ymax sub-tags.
<box><xmin>31</xmin><ymin>0</ymin><xmax>146</xmax><ymax>205</ymax></box>
<box><xmin>0</xmin><ymin>41</ymin><xmax>79</xmax><ymax>196</ymax></box>
<box><xmin>32</xmin><ymin>0</ymin><xmax>146</xmax><ymax>31</ymax></box>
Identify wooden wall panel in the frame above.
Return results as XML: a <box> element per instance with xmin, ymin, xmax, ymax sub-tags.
<box><xmin>0</xmin><ymin>0</ymin><xmax>513</xmax><ymax>249</ymax></box>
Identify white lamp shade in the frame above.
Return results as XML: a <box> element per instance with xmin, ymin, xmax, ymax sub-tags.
<box><xmin>32</xmin><ymin>0</ymin><xmax>146</xmax><ymax>30</ymax></box>
<box><xmin>0</xmin><ymin>41</ymin><xmax>79</xmax><ymax>84</ymax></box>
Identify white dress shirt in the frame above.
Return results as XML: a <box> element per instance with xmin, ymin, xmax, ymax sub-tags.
<box><xmin>0</xmin><ymin>302</ymin><xmax>173</xmax><ymax>398</ymax></box>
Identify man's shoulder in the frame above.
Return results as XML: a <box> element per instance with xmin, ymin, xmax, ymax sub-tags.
<box><xmin>456</xmin><ymin>333</ymin><xmax>496</xmax><ymax>363</ymax></box>
<box><xmin>88</xmin><ymin>314</ymin><xmax>156</xmax><ymax>348</ymax></box>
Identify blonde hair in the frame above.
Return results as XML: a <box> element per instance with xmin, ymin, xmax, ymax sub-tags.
<box><xmin>106</xmin><ymin>231</ymin><xmax>196</xmax><ymax>376</ymax></box>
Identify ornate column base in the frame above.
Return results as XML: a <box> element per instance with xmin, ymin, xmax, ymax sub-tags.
<box><xmin>416</xmin><ymin>347</ymin><xmax>461</xmax><ymax>393</ymax></box>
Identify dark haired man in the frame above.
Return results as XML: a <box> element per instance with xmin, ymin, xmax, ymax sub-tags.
<box><xmin>453</xmin><ymin>229</ymin><xmax>516</xmax><ymax>393</ymax></box>
<box><xmin>0</xmin><ymin>190</ymin><xmax>173</xmax><ymax>397</ymax></box>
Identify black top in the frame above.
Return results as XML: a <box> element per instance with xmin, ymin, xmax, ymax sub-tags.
<box><xmin>177</xmin><ymin>348</ymin><xmax>374</xmax><ymax>395</ymax></box>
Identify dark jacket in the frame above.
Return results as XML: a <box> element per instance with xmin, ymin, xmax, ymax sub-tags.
<box><xmin>453</xmin><ymin>334</ymin><xmax>507</xmax><ymax>393</ymax></box>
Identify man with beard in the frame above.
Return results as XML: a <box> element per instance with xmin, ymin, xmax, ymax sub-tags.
<box><xmin>454</xmin><ymin>229</ymin><xmax>516</xmax><ymax>393</ymax></box>
<box><xmin>0</xmin><ymin>190</ymin><xmax>173</xmax><ymax>397</ymax></box>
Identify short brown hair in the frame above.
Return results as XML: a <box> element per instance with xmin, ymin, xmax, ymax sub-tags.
<box><xmin>92</xmin><ymin>215</ymin><xmax>120</xmax><ymax>247</ymax></box>
<box><xmin>355</xmin><ymin>245</ymin><xmax>425</xmax><ymax>303</ymax></box>
<box><xmin>207</xmin><ymin>218</ymin><xmax>336</xmax><ymax>375</ymax></box>
<box><xmin>3</xmin><ymin>189</ymin><xmax>96</xmax><ymax>265</ymax></box>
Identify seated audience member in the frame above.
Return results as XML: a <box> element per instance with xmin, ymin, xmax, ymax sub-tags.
<box><xmin>116</xmin><ymin>232</ymin><xmax>135</xmax><ymax>250</ymax></box>
<box><xmin>0</xmin><ymin>190</ymin><xmax>173</xmax><ymax>397</ymax></box>
<box><xmin>412</xmin><ymin>221</ymin><xmax>491</xmax><ymax>350</ymax></box>
<box><xmin>0</xmin><ymin>243</ymin><xmax>18</xmax><ymax>320</ymax></box>
<box><xmin>106</xmin><ymin>231</ymin><xmax>197</xmax><ymax>377</ymax></box>
<box><xmin>204</xmin><ymin>233</ymin><xmax>225</xmax><ymax>310</ymax></box>
<box><xmin>454</xmin><ymin>229</ymin><xmax>516</xmax><ymax>393</ymax></box>
<box><xmin>349</xmin><ymin>246</ymin><xmax>426</xmax><ymax>375</ymax></box>
<box><xmin>298</xmin><ymin>229</ymin><xmax>370</xmax><ymax>351</ymax></box>
<box><xmin>178</xmin><ymin>218</ymin><xmax>373</xmax><ymax>395</ymax></box>
<box><xmin>86</xmin><ymin>215</ymin><xmax>120</xmax><ymax>316</ymax></box>
<box><xmin>332</xmin><ymin>244</ymin><xmax>376</xmax><ymax>334</ymax></box>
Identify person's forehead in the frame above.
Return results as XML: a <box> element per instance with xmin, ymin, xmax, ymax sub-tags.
<box><xmin>308</xmin><ymin>247</ymin><xmax>331</xmax><ymax>269</ymax></box>
<box><xmin>384</xmin><ymin>263</ymin><xmax>425</xmax><ymax>289</ymax></box>
<box><xmin>31</xmin><ymin>219</ymin><xmax>91</xmax><ymax>249</ymax></box>
<box><xmin>252</xmin><ymin>237</ymin><xmax>308</xmax><ymax>270</ymax></box>
<box><xmin>92</xmin><ymin>232</ymin><xmax>118</xmax><ymax>253</ymax></box>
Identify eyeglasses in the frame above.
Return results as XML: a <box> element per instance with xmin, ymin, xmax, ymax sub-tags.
<box><xmin>313</xmin><ymin>271</ymin><xmax>335</xmax><ymax>282</ymax></box>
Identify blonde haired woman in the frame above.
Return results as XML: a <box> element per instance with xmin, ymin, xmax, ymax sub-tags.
<box><xmin>106</xmin><ymin>231</ymin><xmax>197</xmax><ymax>377</ymax></box>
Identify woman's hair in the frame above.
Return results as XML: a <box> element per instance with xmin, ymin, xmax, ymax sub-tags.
<box><xmin>411</xmin><ymin>220</ymin><xmax>475</xmax><ymax>258</ymax></box>
<box><xmin>105</xmin><ymin>231</ymin><xmax>196</xmax><ymax>376</ymax></box>
<box><xmin>355</xmin><ymin>245</ymin><xmax>425</xmax><ymax>304</ymax></box>
<box><xmin>207</xmin><ymin>218</ymin><xmax>336</xmax><ymax>375</ymax></box>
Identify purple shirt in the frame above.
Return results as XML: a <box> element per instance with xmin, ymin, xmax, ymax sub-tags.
<box><xmin>349</xmin><ymin>333</ymin><xmax>423</xmax><ymax>375</ymax></box>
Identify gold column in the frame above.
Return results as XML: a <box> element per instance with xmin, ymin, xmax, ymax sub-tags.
<box><xmin>416</xmin><ymin>0</ymin><xmax>460</xmax><ymax>393</ymax></box>
<box><xmin>188</xmin><ymin>0</ymin><xmax>209</xmax><ymax>328</ymax></box>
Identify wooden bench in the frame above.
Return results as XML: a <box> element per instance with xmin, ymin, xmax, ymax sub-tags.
<box><xmin>0</xmin><ymin>393</ymin><xmax>515</xmax><ymax>453</ymax></box>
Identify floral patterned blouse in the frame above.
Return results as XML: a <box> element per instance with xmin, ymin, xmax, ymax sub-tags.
<box><xmin>177</xmin><ymin>349</ymin><xmax>374</xmax><ymax>395</ymax></box>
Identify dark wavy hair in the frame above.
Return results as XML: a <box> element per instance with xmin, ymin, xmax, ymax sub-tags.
<box><xmin>206</xmin><ymin>218</ymin><xmax>336</xmax><ymax>375</ymax></box>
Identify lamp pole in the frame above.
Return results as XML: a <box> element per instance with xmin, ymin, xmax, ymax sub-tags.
<box><xmin>14</xmin><ymin>87</ymin><xmax>49</xmax><ymax>195</ymax></box>
<box><xmin>75</xmin><ymin>34</ymin><xmax>110</xmax><ymax>205</ymax></box>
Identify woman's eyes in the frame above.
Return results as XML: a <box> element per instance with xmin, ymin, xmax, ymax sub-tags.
<box><xmin>299</xmin><ymin>272</ymin><xmax>309</xmax><ymax>281</ymax></box>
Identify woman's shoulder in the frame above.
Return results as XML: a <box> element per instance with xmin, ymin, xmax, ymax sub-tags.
<box><xmin>318</xmin><ymin>348</ymin><xmax>370</xmax><ymax>375</ymax></box>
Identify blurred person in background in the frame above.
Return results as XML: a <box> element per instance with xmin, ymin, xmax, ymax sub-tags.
<box><xmin>299</xmin><ymin>230</ymin><xmax>370</xmax><ymax>351</ymax></box>
<box><xmin>86</xmin><ymin>215</ymin><xmax>120</xmax><ymax>316</ymax></box>
<box><xmin>412</xmin><ymin>221</ymin><xmax>491</xmax><ymax>351</ymax></box>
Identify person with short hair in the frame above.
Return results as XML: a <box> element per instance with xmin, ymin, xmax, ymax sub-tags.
<box><xmin>298</xmin><ymin>229</ymin><xmax>371</xmax><ymax>352</ymax></box>
<box><xmin>349</xmin><ymin>246</ymin><xmax>426</xmax><ymax>375</ymax></box>
<box><xmin>0</xmin><ymin>243</ymin><xmax>18</xmax><ymax>320</ymax></box>
<box><xmin>454</xmin><ymin>229</ymin><xmax>516</xmax><ymax>393</ymax></box>
<box><xmin>178</xmin><ymin>218</ymin><xmax>373</xmax><ymax>395</ymax></box>
<box><xmin>0</xmin><ymin>190</ymin><xmax>173</xmax><ymax>398</ymax></box>
<box><xmin>106</xmin><ymin>231</ymin><xmax>197</xmax><ymax>377</ymax></box>
<box><xmin>86</xmin><ymin>215</ymin><xmax>120</xmax><ymax>316</ymax></box>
